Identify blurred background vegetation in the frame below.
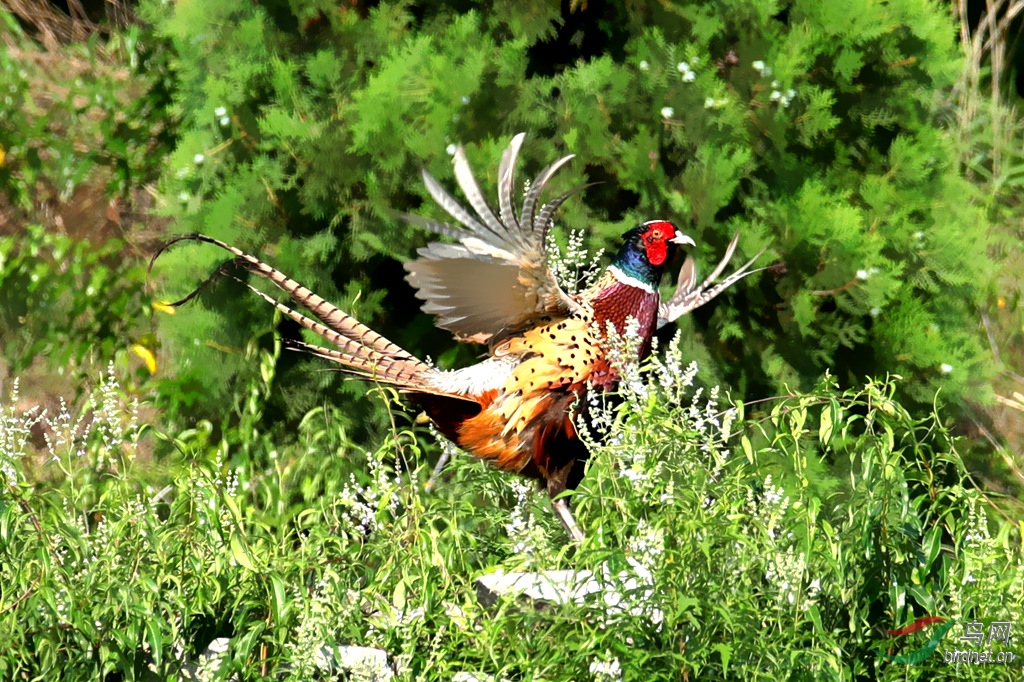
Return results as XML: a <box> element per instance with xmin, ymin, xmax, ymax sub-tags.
<box><xmin>2</xmin><ymin>0</ymin><xmax>1024</xmax><ymax>677</ymax></box>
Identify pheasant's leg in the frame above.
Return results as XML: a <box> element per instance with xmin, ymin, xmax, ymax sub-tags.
<box><xmin>425</xmin><ymin>449</ymin><xmax>451</xmax><ymax>492</ymax></box>
<box><xmin>547</xmin><ymin>465</ymin><xmax>585</xmax><ymax>542</ymax></box>
<box><xmin>551</xmin><ymin>496</ymin><xmax>585</xmax><ymax>543</ymax></box>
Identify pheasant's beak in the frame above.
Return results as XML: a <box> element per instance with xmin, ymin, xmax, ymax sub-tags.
<box><xmin>670</xmin><ymin>233</ymin><xmax>696</xmax><ymax>247</ymax></box>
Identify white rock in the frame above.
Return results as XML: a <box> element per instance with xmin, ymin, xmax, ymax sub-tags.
<box><xmin>476</xmin><ymin>569</ymin><xmax>597</xmax><ymax>607</ymax></box>
<box><xmin>181</xmin><ymin>637</ymin><xmax>234</xmax><ymax>681</ymax></box>
<box><xmin>316</xmin><ymin>645</ymin><xmax>394</xmax><ymax>680</ymax></box>
<box><xmin>476</xmin><ymin>563</ymin><xmax>663</xmax><ymax>627</ymax></box>
<box><xmin>452</xmin><ymin>673</ymin><xmax>503</xmax><ymax>682</ymax></box>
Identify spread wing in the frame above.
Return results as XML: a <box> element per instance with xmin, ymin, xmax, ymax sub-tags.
<box><xmin>401</xmin><ymin>133</ymin><xmax>588</xmax><ymax>346</ymax></box>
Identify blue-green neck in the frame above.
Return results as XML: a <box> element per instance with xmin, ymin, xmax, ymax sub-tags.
<box><xmin>611</xmin><ymin>241</ymin><xmax>662</xmax><ymax>288</ymax></box>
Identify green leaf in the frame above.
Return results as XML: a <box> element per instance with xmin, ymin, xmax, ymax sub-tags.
<box><xmin>922</xmin><ymin>524</ymin><xmax>942</xmax><ymax>570</ymax></box>
<box><xmin>235</xmin><ymin>622</ymin><xmax>267</xmax><ymax>659</ymax></box>
<box><xmin>713</xmin><ymin>642</ymin><xmax>732</xmax><ymax>674</ymax></box>
<box><xmin>230</xmin><ymin>534</ymin><xmax>257</xmax><ymax>572</ymax></box>
<box><xmin>270</xmin><ymin>574</ymin><xmax>288</xmax><ymax>624</ymax></box>
<box><xmin>819</xmin><ymin>400</ymin><xmax>835</xmax><ymax>445</ymax></box>
<box><xmin>806</xmin><ymin>603</ymin><xmax>824</xmax><ymax>633</ymax></box>
<box><xmin>393</xmin><ymin>578</ymin><xmax>407</xmax><ymax>611</ymax></box>
<box><xmin>741</xmin><ymin>435</ymin><xmax>755</xmax><ymax>464</ymax></box>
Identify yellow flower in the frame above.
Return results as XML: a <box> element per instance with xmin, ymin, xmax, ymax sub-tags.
<box><xmin>131</xmin><ymin>344</ymin><xmax>158</xmax><ymax>375</ymax></box>
<box><xmin>152</xmin><ymin>301</ymin><xmax>177</xmax><ymax>315</ymax></box>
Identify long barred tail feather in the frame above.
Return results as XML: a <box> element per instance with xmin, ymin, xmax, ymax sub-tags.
<box><xmin>152</xmin><ymin>234</ymin><xmax>413</xmax><ymax>361</ymax></box>
<box><xmin>151</xmin><ymin>234</ymin><xmax>449</xmax><ymax>393</ymax></box>
<box><xmin>227</xmin><ymin>273</ymin><xmax>435</xmax><ymax>388</ymax></box>
<box><xmin>520</xmin><ymin>154</ymin><xmax>576</xmax><ymax>240</ymax></box>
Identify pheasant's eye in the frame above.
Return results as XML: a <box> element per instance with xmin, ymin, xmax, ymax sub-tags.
<box><xmin>649</xmin><ymin>229</ymin><xmax>662</xmax><ymax>240</ymax></box>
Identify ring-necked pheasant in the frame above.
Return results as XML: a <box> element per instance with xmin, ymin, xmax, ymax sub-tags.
<box><xmin>154</xmin><ymin>133</ymin><xmax>764</xmax><ymax>541</ymax></box>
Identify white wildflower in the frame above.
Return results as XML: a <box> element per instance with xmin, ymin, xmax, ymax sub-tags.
<box><xmin>335</xmin><ymin>450</ymin><xmax>400</xmax><ymax>536</ymax></box>
<box><xmin>590</xmin><ymin>656</ymin><xmax>623</xmax><ymax>682</ymax></box>
<box><xmin>677</xmin><ymin>61</ymin><xmax>696</xmax><ymax>81</ymax></box>
<box><xmin>1</xmin><ymin>380</ymin><xmax>45</xmax><ymax>488</ymax></box>
<box><xmin>504</xmin><ymin>478</ymin><xmax>548</xmax><ymax>559</ymax></box>
<box><xmin>627</xmin><ymin>519</ymin><xmax>666</xmax><ymax>571</ymax></box>
<box><xmin>548</xmin><ymin>228</ymin><xmax>605</xmax><ymax>295</ymax></box>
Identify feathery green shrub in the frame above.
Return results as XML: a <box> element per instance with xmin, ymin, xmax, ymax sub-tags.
<box><xmin>144</xmin><ymin>0</ymin><xmax>995</xmax><ymax>433</ymax></box>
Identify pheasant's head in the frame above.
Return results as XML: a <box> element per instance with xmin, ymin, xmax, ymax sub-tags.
<box><xmin>611</xmin><ymin>220</ymin><xmax>694</xmax><ymax>287</ymax></box>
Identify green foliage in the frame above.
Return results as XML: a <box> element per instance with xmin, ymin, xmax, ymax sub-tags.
<box><xmin>1</xmin><ymin>350</ymin><xmax>1020</xmax><ymax>679</ymax></box>
<box><xmin>0</xmin><ymin>9</ymin><xmax>175</xmax><ymax>409</ymax></box>
<box><xmin>0</xmin><ymin>16</ymin><xmax>173</xmax><ymax>209</ymax></box>
<box><xmin>143</xmin><ymin>0</ymin><xmax>997</xmax><ymax>437</ymax></box>
<box><xmin>0</xmin><ymin>224</ymin><xmax>151</xmax><ymax>379</ymax></box>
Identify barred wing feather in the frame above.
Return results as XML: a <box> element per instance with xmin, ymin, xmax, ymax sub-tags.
<box><xmin>401</xmin><ymin>133</ymin><xmax>585</xmax><ymax>346</ymax></box>
<box><xmin>656</xmin><ymin>232</ymin><xmax>768</xmax><ymax>328</ymax></box>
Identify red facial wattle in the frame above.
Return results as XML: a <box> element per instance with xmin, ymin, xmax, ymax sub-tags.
<box><xmin>642</xmin><ymin>220</ymin><xmax>676</xmax><ymax>266</ymax></box>
<box><xmin>647</xmin><ymin>239</ymin><xmax>668</xmax><ymax>266</ymax></box>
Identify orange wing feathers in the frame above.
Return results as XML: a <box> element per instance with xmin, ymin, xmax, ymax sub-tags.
<box><xmin>454</xmin><ymin>316</ymin><xmax>603</xmax><ymax>474</ymax></box>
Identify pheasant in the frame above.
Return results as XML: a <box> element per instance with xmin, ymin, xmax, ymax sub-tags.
<box><xmin>154</xmin><ymin>133</ymin><xmax>763</xmax><ymax>541</ymax></box>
